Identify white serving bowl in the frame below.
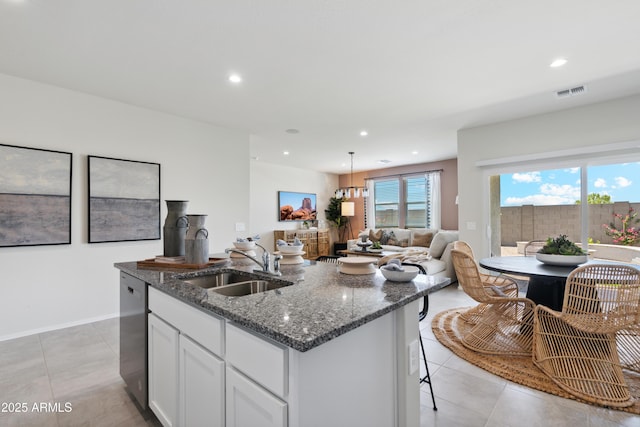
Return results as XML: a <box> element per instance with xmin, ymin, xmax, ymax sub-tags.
<box><xmin>277</xmin><ymin>244</ymin><xmax>304</xmax><ymax>254</ymax></box>
<box><xmin>233</xmin><ymin>241</ymin><xmax>256</xmax><ymax>251</ymax></box>
<box><xmin>380</xmin><ymin>265</ymin><xmax>420</xmax><ymax>282</ymax></box>
<box><xmin>535</xmin><ymin>253</ymin><xmax>588</xmax><ymax>266</ymax></box>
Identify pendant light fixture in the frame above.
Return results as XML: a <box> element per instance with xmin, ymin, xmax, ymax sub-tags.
<box><xmin>335</xmin><ymin>152</ymin><xmax>369</xmax><ymax>210</ymax></box>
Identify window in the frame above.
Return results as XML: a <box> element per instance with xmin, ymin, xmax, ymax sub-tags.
<box><xmin>494</xmin><ymin>160</ymin><xmax>640</xmax><ymax>253</ymax></box>
<box><xmin>405</xmin><ymin>176</ymin><xmax>428</xmax><ymax>228</ymax></box>
<box><xmin>374</xmin><ymin>179</ymin><xmax>399</xmax><ymax>227</ymax></box>
<box><xmin>369</xmin><ymin>172</ymin><xmax>440</xmax><ymax>229</ymax></box>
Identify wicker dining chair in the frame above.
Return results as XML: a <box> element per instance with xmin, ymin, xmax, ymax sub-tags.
<box><xmin>523</xmin><ymin>240</ymin><xmax>546</xmax><ymax>256</ymax></box>
<box><xmin>532</xmin><ymin>264</ymin><xmax>640</xmax><ymax>408</ymax></box>
<box><xmin>453</xmin><ymin>241</ymin><xmax>520</xmax><ymax>325</ymax></box>
<box><xmin>451</xmin><ymin>248</ymin><xmax>535</xmax><ymax>356</ymax></box>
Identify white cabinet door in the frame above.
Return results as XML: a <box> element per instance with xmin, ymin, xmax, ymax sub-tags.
<box><xmin>148</xmin><ymin>313</ymin><xmax>179</xmax><ymax>427</ymax></box>
<box><xmin>179</xmin><ymin>334</ymin><xmax>225</xmax><ymax>427</ymax></box>
<box><xmin>226</xmin><ymin>367</ymin><xmax>287</xmax><ymax>427</ymax></box>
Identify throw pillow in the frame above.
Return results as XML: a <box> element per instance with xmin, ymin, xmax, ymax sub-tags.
<box><xmin>429</xmin><ymin>232</ymin><xmax>457</xmax><ymax>258</ymax></box>
<box><xmin>386</xmin><ymin>231</ymin><xmax>399</xmax><ymax>246</ymax></box>
<box><xmin>398</xmin><ymin>239</ymin><xmax>409</xmax><ymax>248</ymax></box>
<box><xmin>379</xmin><ymin>229</ymin><xmax>392</xmax><ymax>245</ymax></box>
<box><xmin>369</xmin><ymin>229</ymin><xmax>383</xmax><ymax>242</ymax></box>
<box><xmin>412</xmin><ymin>232</ymin><xmax>433</xmax><ymax>247</ymax></box>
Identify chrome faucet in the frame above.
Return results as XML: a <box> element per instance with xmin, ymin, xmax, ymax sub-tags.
<box><xmin>225</xmin><ymin>242</ymin><xmax>282</xmax><ymax>276</ymax></box>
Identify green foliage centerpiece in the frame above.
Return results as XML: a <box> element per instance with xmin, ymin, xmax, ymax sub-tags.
<box><xmin>536</xmin><ymin>234</ymin><xmax>588</xmax><ymax>266</ymax></box>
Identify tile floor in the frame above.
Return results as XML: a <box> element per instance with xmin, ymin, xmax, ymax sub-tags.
<box><xmin>1</xmin><ymin>284</ymin><xmax>638</xmax><ymax>426</ymax></box>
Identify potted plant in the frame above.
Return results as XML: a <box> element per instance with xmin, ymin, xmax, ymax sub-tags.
<box><xmin>325</xmin><ymin>196</ymin><xmax>351</xmax><ymax>254</ymax></box>
<box><xmin>536</xmin><ymin>234</ymin><xmax>588</xmax><ymax>266</ymax></box>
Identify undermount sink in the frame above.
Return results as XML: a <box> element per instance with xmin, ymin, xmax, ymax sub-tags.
<box><xmin>210</xmin><ymin>280</ymin><xmax>290</xmax><ymax>296</ymax></box>
<box><xmin>181</xmin><ymin>272</ymin><xmax>249</xmax><ymax>289</ymax></box>
<box><xmin>178</xmin><ymin>270</ymin><xmax>292</xmax><ymax>296</ymax></box>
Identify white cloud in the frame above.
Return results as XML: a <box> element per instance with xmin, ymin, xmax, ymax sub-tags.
<box><xmin>615</xmin><ymin>176</ymin><xmax>632</xmax><ymax>188</ymax></box>
<box><xmin>512</xmin><ymin>172</ymin><xmax>541</xmax><ymax>183</ymax></box>
<box><xmin>504</xmin><ymin>183</ymin><xmax>580</xmax><ymax>206</ymax></box>
<box><xmin>567</xmin><ymin>167</ymin><xmax>580</xmax><ymax>174</ymax></box>
<box><xmin>594</xmin><ymin>178</ymin><xmax>607</xmax><ymax>188</ymax></box>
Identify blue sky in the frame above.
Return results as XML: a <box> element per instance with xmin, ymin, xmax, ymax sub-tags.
<box><xmin>500</xmin><ymin>163</ymin><xmax>640</xmax><ymax>206</ymax></box>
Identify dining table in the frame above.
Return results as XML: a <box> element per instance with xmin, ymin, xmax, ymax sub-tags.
<box><xmin>478</xmin><ymin>256</ymin><xmax>626</xmax><ymax>311</ymax></box>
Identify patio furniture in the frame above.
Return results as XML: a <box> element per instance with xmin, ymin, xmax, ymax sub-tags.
<box><xmin>453</xmin><ymin>241</ymin><xmax>519</xmax><ymax>325</ymax></box>
<box><xmin>452</xmin><ymin>248</ymin><xmax>536</xmax><ymax>356</ymax></box>
<box><xmin>523</xmin><ymin>240</ymin><xmax>546</xmax><ymax>256</ymax></box>
<box><xmin>533</xmin><ymin>264</ymin><xmax>640</xmax><ymax>408</ymax></box>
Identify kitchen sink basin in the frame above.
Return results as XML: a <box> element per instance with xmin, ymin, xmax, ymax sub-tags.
<box><xmin>210</xmin><ymin>280</ymin><xmax>290</xmax><ymax>297</ymax></box>
<box><xmin>180</xmin><ymin>271</ymin><xmax>251</xmax><ymax>289</ymax></box>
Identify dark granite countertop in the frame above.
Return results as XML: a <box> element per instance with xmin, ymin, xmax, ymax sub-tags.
<box><xmin>115</xmin><ymin>258</ymin><xmax>451</xmax><ymax>352</ymax></box>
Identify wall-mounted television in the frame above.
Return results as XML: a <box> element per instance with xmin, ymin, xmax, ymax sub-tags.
<box><xmin>278</xmin><ymin>191</ymin><xmax>317</xmax><ymax>221</ymax></box>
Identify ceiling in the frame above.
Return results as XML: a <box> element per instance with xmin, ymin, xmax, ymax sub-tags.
<box><xmin>1</xmin><ymin>0</ymin><xmax>640</xmax><ymax>174</ymax></box>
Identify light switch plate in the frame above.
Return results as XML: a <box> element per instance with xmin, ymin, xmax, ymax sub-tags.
<box><xmin>235</xmin><ymin>222</ymin><xmax>246</xmax><ymax>232</ymax></box>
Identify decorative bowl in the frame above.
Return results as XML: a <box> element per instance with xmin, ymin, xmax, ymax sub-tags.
<box><xmin>277</xmin><ymin>244</ymin><xmax>304</xmax><ymax>254</ymax></box>
<box><xmin>535</xmin><ymin>253</ymin><xmax>588</xmax><ymax>266</ymax></box>
<box><xmin>380</xmin><ymin>265</ymin><xmax>420</xmax><ymax>282</ymax></box>
<box><xmin>233</xmin><ymin>241</ymin><xmax>256</xmax><ymax>251</ymax></box>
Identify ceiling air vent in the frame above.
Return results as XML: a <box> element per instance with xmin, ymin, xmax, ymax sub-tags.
<box><xmin>556</xmin><ymin>85</ymin><xmax>587</xmax><ymax>99</ymax></box>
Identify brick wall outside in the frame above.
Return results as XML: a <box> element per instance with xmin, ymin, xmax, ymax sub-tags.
<box><xmin>500</xmin><ymin>202</ymin><xmax>640</xmax><ymax>246</ymax></box>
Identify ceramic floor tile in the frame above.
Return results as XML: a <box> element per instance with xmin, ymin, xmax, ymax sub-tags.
<box><xmin>44</xmin><ymin>339</ymin><xmax>117</xmax><ymax>375</ymax></box>
<box><xmin>484</xmin><ymin>384</ymin><xmax>589</xmax><ymax>427</ymax></box>
<box><xmin>0</xmin><ymin>336</ymin><xmax>48</xmax><ymax>385</ymax></box>
<box><xmin>420</xmin><ymin>395</ymin><xmax>488</xmax><ymax>427</ymax></box>
<box><xmin>48</xmin><ymin>357</ymin><xmax>121</xmax><ymax>399</ymax></box>
<box><xmin>0</xmin><ymin>409</ymin><xmax>60</xmax><ymax>427</ymax></box>
<box><xmin>55</xmin><ymin>381</ymin><xmax>150</xmax><ymax>427</ymax></box>
<box><xmin>427</xmin><ymin>365</ymin><xmax>506</xmax><ymax>418</ymax></box>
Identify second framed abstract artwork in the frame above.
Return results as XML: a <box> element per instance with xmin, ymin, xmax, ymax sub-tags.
<box><xmin>88</xmin><ymin>156</ymin><xmax>160</xmax><ymax>243</ymax></box>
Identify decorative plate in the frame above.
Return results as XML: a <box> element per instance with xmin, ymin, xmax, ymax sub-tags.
<box><xmin>535</xmin><ymin>253</ymin><xmax>588</xmax><ymax>266</ymax></box>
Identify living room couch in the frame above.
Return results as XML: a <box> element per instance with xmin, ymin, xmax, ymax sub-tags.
<box><xmin>347</xmin><ymin>228</ymin><xmax>459</xmax><ymax>281</ymax></box>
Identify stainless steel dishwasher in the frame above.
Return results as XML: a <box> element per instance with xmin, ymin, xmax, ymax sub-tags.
<box><xmin>120</xmin><ymin>271</ymin><xmax>148</xmax><ymax>409</ymax></box>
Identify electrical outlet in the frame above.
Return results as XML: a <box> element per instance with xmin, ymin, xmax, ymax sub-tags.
<box><xmin>409</xmin><ymin>339</ymin><xmax>419</xmax><ymax>375</ymax></box>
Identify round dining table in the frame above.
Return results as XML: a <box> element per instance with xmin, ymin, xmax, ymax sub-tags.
<box><xmin>478</xmin><ymin>256</ymin><xmax>622</xmax><ymax>311</ymax></box>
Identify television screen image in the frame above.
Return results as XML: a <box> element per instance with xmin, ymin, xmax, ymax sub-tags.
<box><xmin>278</xmin><ymin>191</ymin><xmax>317</xmax><ymax>221</ymax></box>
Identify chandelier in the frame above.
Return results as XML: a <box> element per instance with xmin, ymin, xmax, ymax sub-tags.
<box><xmin>335</xmin><ymin>152</ymin><xmax>368</xmax><ymax>217</ymax></box>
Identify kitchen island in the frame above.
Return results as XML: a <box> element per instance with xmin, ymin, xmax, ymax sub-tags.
<box><xmin>116</xmin><ymin>258</ymin><xmax>450</xmax><ymax>427</ymax></box>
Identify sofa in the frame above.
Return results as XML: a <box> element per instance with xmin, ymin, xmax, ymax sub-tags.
<box><xmin>347</xmin><ymin>228</ymin><xmax>459</xmax><ymax>282</ymax></box>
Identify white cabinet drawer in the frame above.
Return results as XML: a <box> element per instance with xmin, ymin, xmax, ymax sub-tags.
<box><xmin>226</xmin><ymin>323</ymin><xmax>288</xmax><ymax>398</ymax></box>
<box><xmin>149</xmin><ymin>287</ymin><xmax>224</xmax><ymax>357</ymax></box>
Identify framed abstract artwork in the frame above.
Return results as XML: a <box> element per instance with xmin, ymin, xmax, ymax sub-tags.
<box><xmin>88</xmin><ymin>156</ymin><xmax>160</xmax><ymax>243</ymax></box>
<box><xmin>0</xmin><ymin>143</ymin><xmax>72</xmax><ymax>247</ymax></box>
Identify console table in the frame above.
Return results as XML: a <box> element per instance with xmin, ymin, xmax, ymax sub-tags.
<box><xmin>274</xmin><ymin>229</ymin><xmax>330</xmax><ymax>260</ymax></box>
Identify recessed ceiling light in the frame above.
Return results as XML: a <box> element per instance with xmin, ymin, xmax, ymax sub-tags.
<box><xmin>283</xmin><ymin>151</ymin><xmax>290</xmax><ymax>155</ymax></box>
<box><xmin>228</xmin><ymin>74</ymin><xmax>242</xmax><ymax>83</ymax></box>
<box><xmin>360</xmin><ymin>130</ymin><xmax>368</xmax><ymax>137</ymax></box>
<box><xmin>412</xmin><ymin>151</ymin><xmax>418</xmax><ymax>155</ymax></box>
<box><xmin>550</xmin><ymin>58</ymin><xmax>567</xmax><ymax>68</ymax></box>
<box><xmin>285</xmin><ymin>129</ymin><xmax>300</xmax><ymax>134</ymax></box>
<box><xmin>377</xmin><ymin>159</ymin><xmax>391</xmax><ymax>164</ymax></box>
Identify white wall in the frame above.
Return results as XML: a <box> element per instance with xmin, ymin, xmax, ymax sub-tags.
<box><xmin>249</xmin><ymin>160</ymin><xmax>338</xmax><ymax>251</ymax></box>
<box><xmin>0</xmin><ymin>74</ymin><xmax>250</xmax><ymax>340</ymax></box>
<box><xmin>457</xmin><ymin>94</ymin><xmax>640</xmax><ymax>258</ymax></box>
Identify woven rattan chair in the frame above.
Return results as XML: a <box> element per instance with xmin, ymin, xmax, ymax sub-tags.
<box><xmin>532</xmin><ymin>264</ymin><xmax>640</xmax><ymax>408</ymax></box>
<box><xmin>451</xmin><ymin>248</ymin><xmax>535</xmax><ymax>356</ymax></box>
<box><xmin>617</xmin><ymin>324</ymin><xmax>640</xmax><ymax>373</ymax></box>
<box><xmin>523</xmin><ymin>240</ymin><xmax>546</xmax><ymax>256</ymax></box>
<box><xmin>315</xmin><ymin>255</ymin><xmax>341</xmax><ymax>264</ymax></box>
<box><xmin>453</xmin><ymin>241</ymin><xmax>520</xmax><ymax>325</ymax></box>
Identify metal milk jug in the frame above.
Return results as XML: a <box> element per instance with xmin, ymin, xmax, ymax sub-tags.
<box><xmin>163</xmin><ymin>200</ymin><xmax>189</xmax><ymax>257</ymax></box>
<box><xmin>185</xmin><ymin>214</ymin><xmax>209</xmax><ymax>265</ymax></box>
